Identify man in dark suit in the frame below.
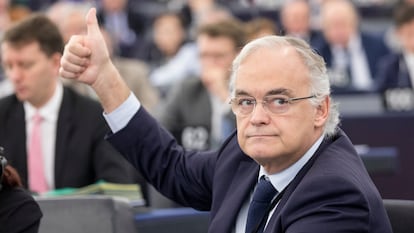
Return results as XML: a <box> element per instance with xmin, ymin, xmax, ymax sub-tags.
<box><xmin>60</xmin><ymin>8</ymin><xmax>392</xmax><ymax>232</ymax></box>
<box><xmin>0</xmin><ymin>14</ymin><xmax>138</xmax><ymax>195</ymax></box>
<box><xmin>96</xmin><ymin>0</ymin><xmax>146</xmax><ymax>58</ymax></box>
<box><xmin>279</xmin><ymin>0</ymin><xmax>323</xmax><ymax>49</ymax></box>
<box><xmin>375</xmin><ymin>4</ymin><xmax>414</xmax><ymax>111</ymax></box>
<box><xmin>314</xmin><ymin>0</ymin><xmax>390</xmax><ymax>93</ymax></box>
<box><xmin>158</xmin><ymin>19</ymin><xmax>244</xmax><ymax>150</ymax></box>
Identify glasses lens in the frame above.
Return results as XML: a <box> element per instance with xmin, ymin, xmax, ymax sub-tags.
<box><xmin>266</xmin><ymin>96</ymin><xmax>290</xmax><ymax>114</ymax></box>
<box><xmin>231</xmin><ymin>97</ymin><xmax>255</xmax><ymax>116</ymax></box>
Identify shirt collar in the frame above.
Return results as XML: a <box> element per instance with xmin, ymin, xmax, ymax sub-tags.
<box><xmin>403</xmin><ymin>52</ymin><xmax>414</xmax><ymax>67</ymax></box>
<box><xmin>24</xmin><ymin>82</ymin><xmax>63</xmax><ymax>123</ymax></box>
<box><xmin>259</xmin><ymin>134</ymin><xmax>325</xmax><ymax>192</ymax></box>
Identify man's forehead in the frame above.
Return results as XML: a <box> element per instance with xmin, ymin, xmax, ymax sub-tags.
<box><xmin>234</xmin><ymin>88</ymin><xmax>295</xmax><ymax>97</ymax></box>
<box><xmin>3</xmin><ymin>40</ymin><xmax>40</xmax><ymax>51</ymax></box>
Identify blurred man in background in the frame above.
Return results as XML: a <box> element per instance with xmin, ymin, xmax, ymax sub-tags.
<box><xmin>0</xmin><ymin>14</ymin><xmax>139</xmax><ymax>195</ymax></box>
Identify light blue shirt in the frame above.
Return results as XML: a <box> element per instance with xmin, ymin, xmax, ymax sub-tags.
<box><xmin>103</xmin><ymin>92</ymin><xmax>140</xmax><ymax>133</ymax></box>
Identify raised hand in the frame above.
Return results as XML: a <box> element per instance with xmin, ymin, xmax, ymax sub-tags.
<box><xmin>59</xmin><ymin>8</ymin><xmax>110</xmax><ymax>86</ymax></box>
<box><xmin>59</xmin><ymin>8</ymin><xmax>130</xmax><ymax>113</ymax></box>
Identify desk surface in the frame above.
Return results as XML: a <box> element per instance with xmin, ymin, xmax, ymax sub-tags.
<box><xmin>341</xmin><ymin>112</ymin><xmax>414</xmax><ymax>199</ymax></box>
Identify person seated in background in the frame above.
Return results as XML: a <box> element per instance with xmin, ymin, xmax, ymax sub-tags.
<box><xmin>149</xmin><ymin>5</ymin><xmax>235</xmax><ymax>99</ymax></box>
<box><xmin>244</xmin><ymin>17</ymin><xmax>278</xmax><ymax>42</ymax></box>
<box><xmin>141</xmin><ymin>11</ymin><xmax>188</xmax><ymax>71</ymax></box>
<box><xmin>59</xmin><ymin>8</ymin><xmax>393</xmax><ymax>232</ymax></box>
<box><xmin>97</xmin><ymin>0</ymin><xmax>146</xmax><ymax>58</ymax></box>
<box><xmin>47</xmin><ymin>1</ymin><xmax>159</xmax><ymax>113</ymax></box>
<box><xmin>157</xmin><ymin>19</ymin><xmax>245</xmax><ymax>150</ymax></box>
<box><xmin>279</xmin><ymin>0</ymin><xmax>322</xmax><ymax>48</ymax></box>
<box><xmin>314</xmin><ymin>0</ymin><xmax>390</xmax><ymax>93</ymax></box>
<box><xmin>140</xmin><ymin>11</ymin><xmax>190</xmax><ymax>96</ymax></box>
<box><xmin>375</xmin><ymin>4</ymin><xmax>414</xmax><ymax>111</ymax></box>
<box><xmin>0</xmin><ymin>14</ymin><xmax>140</xmax><ymax>196</ymax></box>
<box><xmin>0</xmin><ymin>148</ymin><xmax>43</xmax><ymax>233</ymax></box>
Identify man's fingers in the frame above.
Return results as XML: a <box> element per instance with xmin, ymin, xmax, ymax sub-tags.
<box><xmin>60</xmin><ymin>58</ymin><xmax>86</xmax><ymax>74</ymax></box>
<box><xmin>59</xmin><ymin>67</ymin><xmax>80</xmax><ymax>79</ymax></box>
<box><xmin>66</xmin><ymin>35</ymin><xmax>91</xmax><ymax>58</ymax></box>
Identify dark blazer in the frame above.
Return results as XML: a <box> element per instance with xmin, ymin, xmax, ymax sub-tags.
<box><xmin>0</xmin><ymin>87</ymin><xmax>138</xmax><ymax>190</ymax></box>
<box><xmin>158</xmin><ymin>77</ymin><xmax>235</xmax><ymax>150</ymax></box>
<box><xmin>0</xmin><ymin>187</ymin><xmax>42</xmax><ymax>233</ymax></box>
<box><xmin>314</xmin><ymin>32</ymin><xmax>390</xmax><ymax>91</ymax></box>
<box><xmin>108</xmin><ymin>107</ymin><xmax>392</xmax><ymax>233</ymax></box>
<box><xmin>375</xmin><ymin>53</ymin><xmax>413</xmax><ymax>92</ymax></box>
<box><xmin>374</xmin><ymin>53</ymin><xmax>414</xmax><ymax>111</ymax></box>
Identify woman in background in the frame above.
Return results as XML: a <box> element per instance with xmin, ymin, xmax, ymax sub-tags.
<box><xmin>0</xmin><ymin>147</ymin><xmax>43</xmax><ymax>233</ymax></box>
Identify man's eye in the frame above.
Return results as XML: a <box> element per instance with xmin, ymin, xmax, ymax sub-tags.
<box><xmin>272</xmin><ymin>98</ymin><xmax>289</xmax><ymax>106</ymax></box>
<box><xmin>238</xmin><ymin>99</ymin><xmax>255</xmax><ymax>106</ymax></box>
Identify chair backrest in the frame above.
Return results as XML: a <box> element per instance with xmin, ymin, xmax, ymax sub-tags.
<box><xmin>35</xmin><ymin>195</ymin><xmax>137</xmax><ymax>233</ymax></box>
<box><xmin>383</xmin><ymin>199</ymin><xmax>414</xmax><ymax>233</ymax></box>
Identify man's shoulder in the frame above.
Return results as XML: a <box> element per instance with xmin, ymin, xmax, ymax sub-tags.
<box><xmin>62</xmin><ymin>87</ymin><xmax>102</xmax><ymax>111</ymax></box>
<box><xmin>0</xmin><ymin>94</ymin><xmax>20</xmax><ymax>114</ymax></box>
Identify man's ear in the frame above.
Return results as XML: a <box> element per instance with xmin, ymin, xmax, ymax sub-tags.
<box><xmin>314</xmin><ymin>96</ymin><xmax>330</xmax><ymax>128</ymax></box>
<box><xmin>52</xmin><ymin>53</ymin><xmax>62</xmax><ymax>70</ymax></box>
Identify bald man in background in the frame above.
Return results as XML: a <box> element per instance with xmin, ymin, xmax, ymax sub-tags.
<box><xmin>314</xmin><ymin>0</ymin><xmax>390</xmax><ymax>92</ymax></box>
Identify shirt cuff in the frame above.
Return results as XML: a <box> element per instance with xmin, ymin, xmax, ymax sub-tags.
<box><xmin>103</xmin><ymin>92</ymin><xmax>141</xmax><ymax>133</ymax></box>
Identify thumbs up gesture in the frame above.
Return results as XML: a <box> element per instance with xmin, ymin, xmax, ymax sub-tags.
<box><xmin>60</xmin><ymin>8</ymin><xmax>130</xmax><ymax>113</ymax></box>
<box><xmin>59</xmin><ymin>8</ymin><xmax>109</xmax><ymax>85</ymax></box>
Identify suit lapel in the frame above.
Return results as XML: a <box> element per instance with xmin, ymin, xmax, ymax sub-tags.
<box><xmin>210</xmin><ymin>159</ymin><xmax>259</xmax><ymax>233</ymax></box>
<box><xmin>54</xmin><ymin>88</ymin><xmax>73</xmax><ymax>186</ymax></box>
<box><xmin>264</xmin><ymin>136</ymin><xmax>334</xmax><ymax>232</ymax></box>
<box><xmin>8</xmin><ymin>102</ymin><xmax>29</xmax><ymax>184</ymax></box>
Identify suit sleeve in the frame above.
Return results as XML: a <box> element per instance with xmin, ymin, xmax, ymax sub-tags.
<box><xmin>107</xmin><ymin>107</ymin><xmax>215</xmax><ymax>210</ymax></box>
<box><xmin>282</xmin><ymin>174</ymin><xmax>371</xmax><ymax>233</ymax></box>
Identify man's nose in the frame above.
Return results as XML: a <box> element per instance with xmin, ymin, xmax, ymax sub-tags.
<box><xmin>249</xmin><ymin>102</ymin><xmax>271</xmax><ymax>125</ymax></box>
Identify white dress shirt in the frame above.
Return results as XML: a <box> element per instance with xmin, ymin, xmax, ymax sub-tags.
<box><xmin>331</xmin><ymin>34</ymin><xmax>372</xmax><ymax>90</ymax></box>
<box><xmin>403</xmin><ymin>52</ymin><xmax>414</xmax><ymax>87</ymax></box>
<box><xmin>24</xmin><ymin>83</ymin><xmax>63</xmax><ymax>190</ymax></box>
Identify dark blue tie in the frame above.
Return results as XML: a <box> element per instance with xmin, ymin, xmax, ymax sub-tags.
<box><xmin>245</xmin><ymin>176</ymin><xmax>278</xmax><ymax>233</ymax></box>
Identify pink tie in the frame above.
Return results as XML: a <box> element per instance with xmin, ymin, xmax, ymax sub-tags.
<box><xmin>28</xmin><ymin>112</ymin><xmax>48</xmax><ymax>193</ymax></box>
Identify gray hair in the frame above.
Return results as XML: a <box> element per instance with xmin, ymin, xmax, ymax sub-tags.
<box><xmin>229</xmin><ymin>35</ymin><xmax>340</xmax><ymax>137</ymax></box>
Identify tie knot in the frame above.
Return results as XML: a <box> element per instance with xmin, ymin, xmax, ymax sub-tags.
<box><xmin>252</xmin><ymin>176</ymin><xmax>278</xmax><ymax>203</ymax></box>
<box><xmin>33</xmin><ymin>112</ymin><xmax>43</xmax><ymax>124</ymax></box>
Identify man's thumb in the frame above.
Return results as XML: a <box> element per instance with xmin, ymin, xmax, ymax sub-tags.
<box><xmin>86</xmin><ymin>8</ymin><xmax>100</xmax><ymax>36</ymax></box>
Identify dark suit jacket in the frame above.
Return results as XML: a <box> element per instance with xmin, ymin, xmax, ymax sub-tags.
<box><xmin>158</xmin><ymin>77</ymin><xmax>235</xmax><ymax>150</ymax></box>
<box><xmin>314</xmin><ymin>32</ymin><xmax>390</xmax><ymax>92</ymax></box>
<box><xmin>108</xmin><ymin>107</ymin><xmax>392</xmax><ymax>233</ymax></box>
<box><xmin>0</xmin><ymin>187</ymin><xmax>42</xmax><ymax>233</ymax></box>
<box><xmin>0</xmin><ymin>87</ymin><xmax>138</xmax><ymax>190</ymax></box>
<box><xmin>375</xmin><ymin>53</ymin><xmax>413</xmax><ymax>92</ymax></box>
<box><xmin>374</xmin><ymin>53</ymin><xmax>414</xmax><ymax>111</ymax></box>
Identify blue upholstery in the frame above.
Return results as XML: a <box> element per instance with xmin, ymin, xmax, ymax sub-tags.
<box><xmin>135</xmin><ymin>208</ymin><xmax>209</xmax><ymax>233</ymax></box>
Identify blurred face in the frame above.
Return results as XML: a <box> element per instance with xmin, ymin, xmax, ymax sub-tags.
<box><xmin>234</xmin><ymin>47</ymin><xmax>327</xmax><ymax>174</ymax></box>
<box><xmin>1</xmin><ymin>41</ymin><xmax>60</xmax><ymax>108</ymax></box>
<box><xmin>321</xmin><ymin>2</ymin><xmax>357</xmax><ymax>47</ymax></box>
<box><xmin>154</xmin><ymin>15</ymin><xmax>185</xmax><ymax>57</ymax></box>
<box><xmin>281</xmin><ymin>1</ymin><xmax>310</xmax><ymax>36</ymax></box>
<box><xmin>397</xmin><ymin>20</ymin><xmax>414</xmax><ymax>53</ymax></box>
<box><xmin>102</xmin><ymin>0</ymin><xmax>126</xmax><ymax>12</ymax></box>
<box><xmin>198</xmin><ymin>34</ymin><xmax>238</xmax><ymax>91</ymax></box>
<box><xmin>60</xmin><ymin>11</ymin><xmax>87</xmax><ymax>43</ymax></box>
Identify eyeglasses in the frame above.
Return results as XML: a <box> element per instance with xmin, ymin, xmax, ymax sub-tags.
<box><xmin>229</xmin><ymin>95</ymin><xmax>316</xmax><ymax>116</ymax></box>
